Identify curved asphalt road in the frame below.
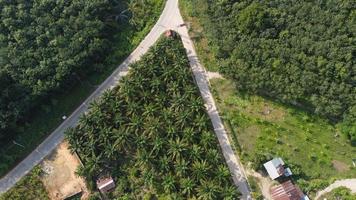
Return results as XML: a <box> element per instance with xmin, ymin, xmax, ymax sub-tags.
<box><xmin>0</xmin><ymin>0</ymin><xmax>251</xmax><ymax>199</ymax></box>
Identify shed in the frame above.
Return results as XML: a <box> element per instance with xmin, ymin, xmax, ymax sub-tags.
<box><xmin>263</xmin><ymin>157</ymin><xmax>291</xmax><ymax>180</ymax></box>
<box><xmin>270</xmin><ymin>180</ymin><xmax>305</xmax><ymax>200</ymax></box>
<box><xmin>96</xmin><ymin>176</ymin><xmax>115</xmax><ymax>193</ymax></box>
<box><xmin>165</xmin><ymin>30</ymin><xmax>176</xmax><ymax>38</ymax></box>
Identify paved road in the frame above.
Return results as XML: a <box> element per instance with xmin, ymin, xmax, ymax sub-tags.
<box><xmin>0</xmin><ymin>0</ymin><xmax>251</xmax><ymax>199</ymax></box>
<box><xmin>173</xmin><ymin>3</ymin><xmax>251</xmax><ymax>199</ymax></box>
<box><xmin>315</xmin><ymin>179</ymin><xmax>356</xmax><ymax>199</ymax></box>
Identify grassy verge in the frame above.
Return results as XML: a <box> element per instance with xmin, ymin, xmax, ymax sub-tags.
<box><xmin>0</xmin><ymin>0</ymin><xmax>165</xmax><ymax>177</ymax></box>
<box><xmin>318</xmin><ymin>187</ymin><xmax>356</xmax><ymax>200</ymax></box>
<box><xmin>179</xmin><ymin>0</ymin><xmax>356</xmax><ymax>195</ymax></box>
<box><xmin>179</xmin><ymin>0</ymin><xmax>219</xmax><ymax>72</ymax></box>
<box><xmin>247</xmin><ymin>176</ymin><xmax>263</xmax><ymax>200</ymax></box>
<box><xmin>0</xmin><ymin>166</ymin><xmax>49</xmax><ymax>200</ymax></box>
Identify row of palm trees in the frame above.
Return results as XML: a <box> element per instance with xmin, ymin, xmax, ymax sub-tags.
<box><xmin>66</xmin><ymin>36</ymin><xmax>239</xmax><ymax>199</ymax></box>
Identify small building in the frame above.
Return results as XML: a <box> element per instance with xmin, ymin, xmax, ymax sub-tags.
<box><xmin>96</xmin><ymin>176</ymin><xmax>115</xmax><ymax>193</ymax></box>
<box><xmin>165</xmin><ymin>30</ymin><xmax>176</xmax><ymax>38</ymax></box>
<box><xmin>263</xmin><ymin>157</ymin><xmax>292</xmax><ymax>180</ymax></box>
<box><xmin>270</xmin><ymin>180</ymin><xmax>309</xmax><ymax>200</ymax></box>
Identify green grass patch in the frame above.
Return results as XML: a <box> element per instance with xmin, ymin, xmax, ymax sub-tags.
<box><xmin>210</xmin><ymin>78</ymin><xmax>356</xmax><ymax>192</ymax></box>
<box><xmin>0</xmin><ymin>0</ymin><xmax>165</xmax><ymax>177</ymax></box>
<box><xmin>0</xmin><ymin>166</ymin><xmax>49</xmax><ymax>200</ymax></box>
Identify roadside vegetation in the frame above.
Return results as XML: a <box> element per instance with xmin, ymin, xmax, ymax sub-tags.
<box><xmin>180</xmin><ymin>0</ymin><xmax>356</xmax><ymax>195</ymax></box>
<box><xmin>0</xmin><ymin>0</ymin><xmax>164</xmax><ymax>177</ymax></box>
<box><xmin>318</xmin><ymin>187</ymin><xmax>356</xmax><ymax>200</ymax></box>
<box><xmin>0</xmin><ymin>166</ymin><xmax>49</xmax><ymax>200</ymax></box>
<box><xmin>247</xmin><ymin>176</ymin><xmax>263</xmax><ymax>200</ymax></box>
<box><xmin>66</xmin><ymin>36</ymin><xmax>239</xmax><ymax>199</ymax></box>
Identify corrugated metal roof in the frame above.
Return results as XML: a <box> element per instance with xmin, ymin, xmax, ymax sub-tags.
<box><xmin>263</xmin><ymin>157</ymin><xmax>285</xmax><ymax>179</ymax></box>
<box><xmin>270</xmin><ymin>180</ymin><xmax>304</xmax><ymax>200</ymax></box>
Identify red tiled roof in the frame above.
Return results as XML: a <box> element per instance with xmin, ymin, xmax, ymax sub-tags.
<box><xmin>270</xmin><ymin>180</ymin><xmax>304</xmax><ymax>200</ymax></box>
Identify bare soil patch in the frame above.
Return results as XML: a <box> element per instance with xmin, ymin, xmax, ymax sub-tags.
<box><xmin>246</xmin><ymin>169</ymin><xmax>273</xmax><ymax>200</ymax></box>
<box><xmin>206</xmin><ymin>71</ymin><xmax>224</xmax><ymax>80</ymax></box>
<box><xmin>332</xmin><ymin>160</ymin><xmax>350</xmax><ymax>172</ymax></box>
<box><xmin>40</xmin><ymin>142</ymin><xmax>88</xmax><ymax>200</ymax></box>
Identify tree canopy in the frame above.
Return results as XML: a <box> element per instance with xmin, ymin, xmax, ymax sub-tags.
<box><xmin>0</xmin><ymin>0</ymin><xmax>114</xmax><ymax>139</ymax></box>
<box><xmin>0</xmin><ymin>0</ymin><xmax>164</xmax><ymax>141</ymax></box>
<box><xmin>184</xmin><ymin>0</ymin><xmax>356</xmax><ymax>142</ymax></box>
<box><xmin>66</xmin><ymin>36</ymin><xmax>239</xmax><ymax>199</ymax></box>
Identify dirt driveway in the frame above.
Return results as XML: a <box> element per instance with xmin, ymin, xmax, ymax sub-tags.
<box><xmin>41</xmin><ymin>142</ymin><xmax>88</xmax><ymax>200</ymax></box>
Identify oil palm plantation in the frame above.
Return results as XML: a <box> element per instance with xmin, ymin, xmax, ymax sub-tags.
<box><xmin>66</xmin><ymin>35</ymin><xmax>238</xmax><ymax>199</ymax></box>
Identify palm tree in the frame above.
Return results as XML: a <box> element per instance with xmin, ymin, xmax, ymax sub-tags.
<box><xmin>113</xmin><ymin>128</ymin><xmax>131</xmax><ymax>152</ymax></box>
<box><xmin>192</xmin><ymin>160</ymin><xmax>210</xmax><ymax>180</ymax></box>
<box><xmin>196</xmin><ymin>180</ymin><xmax>219</xmax><ymax>200</ymax></box>
<box><xmin>166</xmin><ymin>124</ymin><xmax>177</xmax><ymax>139</ymax></box>
<box><xmin>113</xmin><ymin>113</ymin><xmax>125</xmax><ymax>127</ymax></box>
<box><xmin>190</xmin><ymin>144</ymin><xmax>202</xmax><ymax>160</ymax></box>
<box><xmin>180</xmin><ymin>177</ymin><xmax>195</xmax><ymax>197</ymax></box>
<box><xmin>200</xmin><ymin>131</ymin><xmax>215</xmax><ymax>148</ymax></box>
<box><xmin>150</xmin><ymin>136</ymin><xmax>163</xmax><ymax>156</ymax></box>
<box><xmin>135</xmin><ymin>149</ymin><xmax>151</xmax><ymax>169</ymax></box>
<box><xmin>127</xmin><ymin>114</ymin><xmax>143</xmax><ymax>135</ymax></box>
<box><xmin>162</xmin><ymin>174</ymin><xmax>176</xmax><ymax>194</ymax></box>
<box><xmin>190</xmin><ymin>98</ymin><xmax>204</xmax><ymax>114</ymax></box>
<box><xmin>143</xmin><ymin>117</ymin><xmax>160</xmax><ymax>139</ymax></box>
<box><xmin>206</xmin><ymin>149</ymin><xmax>220</xmax><ymax>165</ymax></box>
<box><xmin>194</xmin><ymin>113</ymin><xmax>208</xmax><ymax>132</ymax></box>
<box><xmin>174</xmin><ymin>159</ymin><xmax>189</xmax><ymax>177</ymax></box>
<box><xmin>135</xmin><ymin>134</ymin><xmax>148</xmax><ymax>149</ymax></box>
<box><xmin>221</xmin><ymin>185</ymin><xmax>240</xmax><ymax>199</ymax></box>
<box><xmin>85</xmin><ymin>151</ymin><xmax>103</xmax><ymax>176</ymax></box>
<box><xmin>168</xmin><ymin>138</ymin><xmax>187</xmax><ymax>161</ymax></box>
<box><xmin>215</xmin><ymin>165</ymin><xmax>231</xmax><ymax>183</ymax></box>
<box><xmin>176</xmin><ymin>111</ymin><xmax>191</xmax><ymax>129</ymax></box>
<box><xmin>183</xmin><ymin>127</ymin><xmax>195</xmax><ymax>143</ymax></box>
<box><xmin>142</xmin><ymin>168</ymin><xmax>156</xmax><ymax>191</ymax></box>
<box><xmin>158</xmin><ymin>155</ymin><xmax>170</xmax><ymax>172</ymax></box>
<box><xmin>65</xmin><ymin>127</ymin><xmax>81</xmax><ymax>154</ymax></box>
<box><xmin>103</xmin><ymin>141</ymin><xmax>116</xmax><ymax>160</ymax></box>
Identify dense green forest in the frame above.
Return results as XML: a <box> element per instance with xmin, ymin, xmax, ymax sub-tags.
<box><xmin>0</xmin><ymin>0</ymin><xmax>162</xmax><ymax>141</ymax></box>
<box><xmin>0</xmin><ymin>0</ymin><xmax>111</xmax><ymax>140</ymax></box>
<box><xmin>182</xmin><ymin>0</ymin><xmax>356</xmax><ymax>143</ymax></box>
<box><xmin>66</xmin><ymin>36</ymin><xmax>239</xmax><ymax>199</ymax></box>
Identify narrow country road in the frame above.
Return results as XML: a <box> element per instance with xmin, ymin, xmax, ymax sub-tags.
<box><xmin>0</xmin><ymin>0</ymin><xmax>251</xmax><ymax>199</ymax></box>
<box><xmin>174</xmin><ymin>4</ymin><xmax>252</xmax><ymax>200</ymax></box>
<box><xmin>315</xmin><ymin>179</ymin><xmax>356</xmax><ymax>200</ymax></box>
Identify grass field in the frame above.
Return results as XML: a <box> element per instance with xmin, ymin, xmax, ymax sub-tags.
<box><xmin>210</xmin><ymin>78</ymin><xmax>356</xmax><ymax>192</ymax></box>
<box><xmin>0</xmin><ymin>1</ymin><xmax>165</xmax><ymax>177</ymax></box>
